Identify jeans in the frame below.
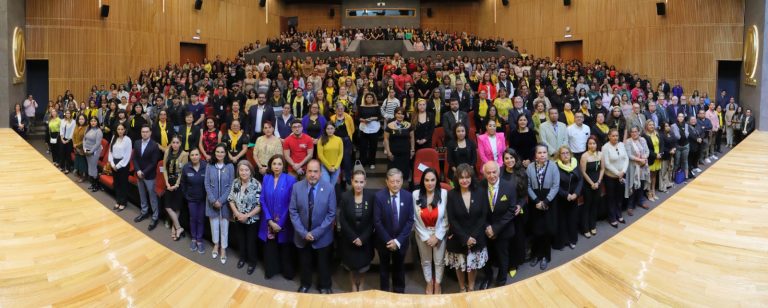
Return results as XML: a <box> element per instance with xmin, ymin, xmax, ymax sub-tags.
<box><xmin>321</xmin><ymin>165</ymin><xmax>341</xmax><ymax>187</ymax></box>
<box><xmin>137</xmin><ymin>178</ymin><xmax>159</xmax><ymax>221</ymax></box>
<box><xmin>188</xmin><ymin>200</ymin><xmax>206</xmax><ymax>242</ymax></box>
<box><xmin>210</xmin><ymin>217</ymin><xmax>230</xmax><ymax>249</ymax></box>
<box><xmin>674</xmin><ymin>144</ymin><xmax>689</xmax><ymax>175</ymax></box>
<box><xmin>415</xmin><ymin>232</ymin><xmax>446</xmax><ymax>283</ymax></box>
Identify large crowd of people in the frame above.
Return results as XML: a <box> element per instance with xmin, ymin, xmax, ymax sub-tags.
<box><xmin>16</xmin><ymin>35</ymin><xmax>758</xmax><ymax>295</ymax></box>
<box><xmin>265</xmin><ymin>27</ymin><xmax>510</xmax><ymax>53</ymax></box>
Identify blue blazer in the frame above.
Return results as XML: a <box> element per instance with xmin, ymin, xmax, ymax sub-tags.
<box><xmin>289</xmin><ymin>179</ymin><xmax>336</xmax><ymax>249</ymax></box>
<box><xmin>204</xmin><ymin>162</ymin><xmax>235</xmax><ymax>219</ymax></box>
<box><xmin>373</xmin><ymin>188</ymin><xmax>415</xmax><ymax>253</ymax></box>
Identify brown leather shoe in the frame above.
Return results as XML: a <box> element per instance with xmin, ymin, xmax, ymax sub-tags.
<box><xmin>640</xmin><ymin>204</ymin><xmax>650</xmax><ymax>209</ymax></box>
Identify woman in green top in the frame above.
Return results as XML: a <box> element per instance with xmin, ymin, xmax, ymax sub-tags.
<box><xmin>48</xmin><ymin>108</ymin><xmax>62</xmax><ymax>168</ymax></box>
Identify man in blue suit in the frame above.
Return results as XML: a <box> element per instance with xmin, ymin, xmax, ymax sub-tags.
<box><xmin>373</xmin><ymin>168</ymin><xmax>415</xmax><ymax>293</ymax></box>
<box><xmin>132</xmin><ymin>125</ymin><xmax>163</xmax><ymax>230</ymax></box>
<box><xmin>289</xmin><ymin>159</ymin><xmax>336</xmax><ymax>294</ymax></box>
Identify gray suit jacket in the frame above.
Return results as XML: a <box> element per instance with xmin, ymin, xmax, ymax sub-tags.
<box><xmin>538</xmin><ymin>121</ymin><xmax>568</xmax><ymax>156</ymax></box>
<box><xmin>289</xmin><ymin>179</ymin><xmax>336</xmax><ymax>249</ymax></box>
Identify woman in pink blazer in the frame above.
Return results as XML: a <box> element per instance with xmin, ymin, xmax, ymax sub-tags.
<box><xmin>477</xmin><ymin>119</ymin><xmax>506</xmax><ymax>166</ymax></box>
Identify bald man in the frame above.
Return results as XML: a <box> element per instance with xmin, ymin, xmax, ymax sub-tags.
<box><xmin>480</xmin><ymin>161</ymin><xmax>522</xmax><ymax>289</ymax></box>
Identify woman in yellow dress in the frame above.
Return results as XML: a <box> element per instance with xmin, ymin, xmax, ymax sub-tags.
<box><xmin>642</xmin><ymin>120</ymin><xmax>663</xmax><ymax>202</ymax></box>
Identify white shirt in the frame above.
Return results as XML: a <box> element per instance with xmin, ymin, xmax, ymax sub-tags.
<box><xmin>489</xmin><ymin>135</ymin><xmax>499</xmax><ymax>161</ymax></box>
<box><xmin>141</xmin><ymin>139</ymin><xmax>150</xmax><ymax>155</ymax></box>
<box><xmin>60</xmin><ymin>119</ymin><xmax>75</xmax><ymax>140</ymax></box>
<box><xmin>255</xmin><ymin>105</ymin><xmax>265</xmax><ymax>133</ymax></box>
<box><xmin>108</xmin><ymin>136</ymin><xmax>133</xmax><ymax>169</ymax></box>
<box><xmin>567</xmin><ymin>123</ymin><xmax>591</xmax><ymax>153</ymax></box>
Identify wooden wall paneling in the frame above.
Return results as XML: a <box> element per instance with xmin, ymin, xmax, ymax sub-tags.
<box><xmin>419</xmin><ymin>1</ymin><xmax>479</xmax><ymax>34</ymax></box>
<box><xmin>26</xmin><ymin>0</ymin><xmax>281</xmax><ymax>101</ymax></box>
<box><xmin>281</xmin><ymin>4</ymin><xmax>342</xmax><ymax>32</ymax></box>
<box><xmin>477</xmin><ymin>0</ymin><xmax>744</xmax><ymax>97</ymax></box>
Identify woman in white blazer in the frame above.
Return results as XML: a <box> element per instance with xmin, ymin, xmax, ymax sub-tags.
<box><xmin>412</xmin><ymin>168</ymin><xmax>449</xmax><ymax>294</ymax></box>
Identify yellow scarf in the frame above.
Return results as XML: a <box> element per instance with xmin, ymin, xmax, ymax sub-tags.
<box><xmin>596</xmin><ymin>123</ymin><xmax>609</xmax><ymax>133</ymax></box>
<box><xmin>158</xmin><ymin>121</ymin><xmax>168</xmax><ymax>147</ymax></box>
<box><xmin>478</xmin><ymin>99</ymin><xmax>489</xmax><ymax>117</ymax></box>
<box><xmin>557</xmin><ymin>157</ymin><xmax>578</xmax><ymax>172</ymax></box>
<box><xmin>228</xmin><ymin>129</ymin><xmax>242</xmax><ymax>152</ymax></box>
<box><xmin>564</xmin><ymin>110</ymin><xmax>575</xmax><ymax>125</ymax></box>
<box><xmin>184</xmin><ymin>126</ymin><xmax>191</xmax><ymax>151</ymax></box>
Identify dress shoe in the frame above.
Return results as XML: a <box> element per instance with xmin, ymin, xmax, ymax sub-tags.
<box><xmin>618</xmin><ymin>218</ymin><xmax>626</xmax><ymax>224</ymax></box>
<box><xmin>529</xmin><ymin>258</ymin><xmax>540</xmax><ymax>267</ymax></box>
<box><xmin>627</xmin><ymin>209</ymin><xmax>634</xmax><ymax>216</ymax></box>
<box><xmin>640</xmin><ymin>204</ymin><xmax>650</xmax><ymax>209</ymax></box>
<box><xmin>479</xmin><ymin>279</ymin><xmax>490</xmax><ymax>290</ymax></box>
<box><xmin>539</xmin><ymin>259</ymin><xmax>549</xmax><ymax>270</ymax></box>
<box><xmin>319</xmin><ymin>288</ymin><xmax>333</xmax><ymax>294</ymax></box>
<box><xmin>569</xmin><ymin>243</ymin><xmax>576</xmax><ymax>250</ymax></box>
<box><xmin>147</xmin><ymin>220</ymin><xmax>158</xmax><ymax>231</ymax></box>
<box><xmin>134</xmin><ymin>213</ymin><xmax>148</xmax><ymax>223</ymax></box>
<box><xmin>246</xmin><ymin>266</ymin><xmax>255</xmax><ymax>275</ymax></box>
<box><xmin>297</xmin><ymin>286</ymin><xmax>310</xmax><ymax>293</ymax></box>
<box><xmin>237</xmin><ymin>259</ymin><xmax>246</xmax><ymax>269</ymax></box>
<box><xmin>610</xmin><ymin>222</ymin><xmax>619</xmax><ymax>229</ymax></box>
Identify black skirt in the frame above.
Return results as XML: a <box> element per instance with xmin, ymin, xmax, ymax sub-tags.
<box><xmin>164</xmin><ymin>188</ymin><xmax>184</xmax><ymax>211</ymax></box>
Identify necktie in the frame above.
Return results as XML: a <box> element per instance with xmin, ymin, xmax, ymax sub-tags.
<box><xmin>391</xmin><ymin>194</ymin><xmax>398</xmax><ymax>227</ymax></box>
<box><xmin>308</xmin><ymin>185</ymin><xmax>315</xmax><ymax>229</ymax></box>
<box><xmin>489</xmin><ymin>185</ymin><xmax>496</xmax><ymax>212</ymax></box>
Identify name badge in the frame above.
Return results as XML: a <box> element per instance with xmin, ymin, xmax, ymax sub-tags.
<box><xmin>299</xmin><ymin>144</ymin><xmax>307</xmax><ymax>149</ymax></box>
<box><xmin>187</xmin><ymin>172</ymin><xmax>195</xmax><ymax>177</ymax></box>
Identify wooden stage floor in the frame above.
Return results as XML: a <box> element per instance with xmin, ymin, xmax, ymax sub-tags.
<box><xmin>1</xmin><ymin>128</ymin><xmax>767</xmax><ymax>306</ymax></box>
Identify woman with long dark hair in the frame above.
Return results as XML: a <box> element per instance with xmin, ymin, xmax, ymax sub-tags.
<box><xmin>554</xmin><ymin>146</ymin><xmax>583</xmax><ymax>250</ymax></box>
<box><xmin>501</xmin><ymin>148</ymin><xmax>528</xmax><ymax>274</ymax></box>
<box><xmin>181</xmin><ymin>148</ymin><xmax>208</xmax><ymax>253</ymax></box>
<box><xmin>83</xmin><ymin>116</ymin><xmax>103</xmax><ymax>192</ymax></box>
<box><xmin>72</xmin><ymin>114</ymin><xmax>89</xmax><ymax>182</ymax></box>
<box><xmin>413</xmin><ymin>168</ymin><xmax>448</xmax><ymax>294</ymax></box>
<box><xmin>579</xmin><ymin>136</ymin><xmax>604</xmax><ymax>238</ymax></box>
<box><xmin>446</xmin><ymin>122</ymin><xmax>477</xmax><ymax>180</ymax></box>
<box><xmin>205</xmin><ymin>143</ymin><xmax>235</xmax><ymax>264</ymax></box>
<box><xmin>358</xmin><ymin>93</ymin><xmax>381</xmax><ymax>170</ymax></box>
<box><xmin>163</xmin><ymin>135</ymin><xmax>188</xmax><ymax>241</ymax></box>
<box><xmin>383</xmin><ymin>107</ymin><xmax>415</xmax><ymax>182</ymax></box>
<box><xmin>108</xmin><ymin>123</ymin><xmax>132</xmax><ymax>211</ymax></box>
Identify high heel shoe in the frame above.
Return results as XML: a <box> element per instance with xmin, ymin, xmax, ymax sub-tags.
<box><xmin>170</xmin><ymin>226</ymin><xmax>177</xmax><ymax>241</ymax></box>
<box><xmin>174</xmin><ymin>228</ymin><xmax>185</xmax><ymax>241</ymax></box>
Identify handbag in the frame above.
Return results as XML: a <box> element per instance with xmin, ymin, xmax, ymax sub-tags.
<box><xmin>674</xmin><ymin>168</ymin><xmax>685</xmax><ymax>184</ymax></box>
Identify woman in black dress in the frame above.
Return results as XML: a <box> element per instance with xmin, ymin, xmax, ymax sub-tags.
<box><xmin>554</xmin><ymin>146</ymin><xmax>583</xmax><ymax>251</ymax></box>
<box><xmin>508</xmin><ymin>113</ymin><xmax>537</xmax><ymax>166</ymax></box>
<box><xmin>383</xmin><ymin>107</ymin><xmax>415</xmax><ymax>182</ymax></box>
<box><xmin>500</xmin><ymin>148</ymin><xmax>529</xmax><ymax>275</ymax></box>
<box><xmin>579</xmin><ymin>136</ymin><xmax>604</xmax><ymax>238</ymax></box>
<box><xmin>338</xmin><ymin>169</ymin><xmax>375</xmax><ymax>291</ymax></box>
<box><xmin>411</xmin><ymin>99</ymin><xmax>435</xmax><ymax>151</ymax></box>
<box><xmin>163</xmin><ymin>135</ymin><xmax>189</xmax><ymax>241</ymax></box>
<box><xmin>446</xmin><ymin>123</ymin><xmax>477</xmax><ymax>180</ymax></box>
<box><xmin>526</xmin><ymin>144</ymin><xmax>560</xmax><ymax>270</ymax></box>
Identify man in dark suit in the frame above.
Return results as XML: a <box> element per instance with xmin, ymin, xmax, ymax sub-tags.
<box><xmin>643</xmin><ymin>101</ymin><xmax>667</xmax><ymax>130</ymax></box>
<box><xmin>289</xmin><ymin>159</ymin><xmax>337</xmax><ymax>294</ymax></box>
<box><xmin>742</xmin><ymin>109</ymin><xmax>756</xmax><ymax>137</ymax></box>
<box><xmin>247</xmin><ymin>93</ymin><xmax>275</xmax><ymax>143</ymax></box>
<box><xmin>508</xmin><ymin>96</ymin><xmax>533</xmax><ymax>130</ymax></box>
<box><xmin>210</xmin><ymin>85</ymin><xmax>229</xmax><ymax>122</ymax></box>
<box><xmin>373</xmin><ymin>168</ymin><xmax>415</xmax><ymax>293</ymax></box>
<box><xmin>442</xmin><ymin>98</ymin><xmax>469</xmax><ymax>144</ymax></box>
<box><xmin>133</xmin><ymin>125</ymin><xmax>163</xmax><ymax>230</ymax></box>
<box><xmin>666</xmin><ymin>96</ymin><xmax>684</xmax><ymax>124</ymax></box>
<box><xmin>451</xmin><ymin>80</ymin><xmax>472</xmax><ymax>112</ymax></box>
<box><xmin>480</xmin><ymin>161</ymin><xmax>521</xmax><ymax>289</ymax></box>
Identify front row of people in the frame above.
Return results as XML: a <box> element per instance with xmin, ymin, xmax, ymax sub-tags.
<box><xmin>99</xmin><ymin>120</ymin><xmax>657</xmax><ymax>294</ymax></box>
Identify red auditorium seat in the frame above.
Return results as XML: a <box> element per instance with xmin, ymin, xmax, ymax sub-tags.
<box><xmin>412</xmin><ymin>148</ymin><xmax>440</xmax><ymax>184</ymax></box>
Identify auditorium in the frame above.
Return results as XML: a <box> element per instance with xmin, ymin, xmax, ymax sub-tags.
<box><xmin>1</xmin><ymin>0</ymin><xmax>767</xmax><ymax>306</ymax></box>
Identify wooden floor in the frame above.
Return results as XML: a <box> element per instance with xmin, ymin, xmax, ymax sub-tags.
<box><xmin>1</xmin><ymin>128</ymin><xmax>767</xmax><ymax>307</ymax></box>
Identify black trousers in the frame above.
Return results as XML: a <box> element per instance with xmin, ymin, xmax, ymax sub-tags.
<box><xmin>484</xmin><ymin>238</ymin><xmax>511</xmax><ymax>285</ymax></box>
<box><xmin>340</xmin><ymin>137</ymin><xmax>354</xmax><ymax>182</ymax></box>
<box><xmin>555</xmin><ymin>198</ymin><xmax>579</xmax><ymax>247</ymax></box>
<box><xmin>60</xmin><ymin>140</ymin><xmax>74</xmax><ymax>171</ymax></box>
<box><xmin>715</xmin><ymin>129</ymin><xmax>723</xmax><ymax>152</ymax></box>
<box><xmin>627</xmin><ymin>182</ymin><xmax>644</xmax><ymax>210</ymax></box>
<box><xmin>509</xmin><ymin>217</ymin><xmax>527</xmax><ymax>269</ymax></box>
<box><xmin>605</xmin><ymin>177</ymin><xmax>624</xmax><ymax>223</ymax></box>
<box><xmin>49</xmin><ymin>132</ymin><xmax>61</xmax><ymax>165</ymax></box>
<box><xmin>581</xmin><ymin>186</ymin><xmax>600</xmax><ymax>232</ymax></box>
<box><xmin>531</xmin><ymin>234</ymin><xmax>552</xmax><ymax>261</ymax></box>
<box><xmin>298</xmin><ymin>244</ymin><xmax>332</xmax><ymax>290</ymax></box>
<box><xmin>113</xmin><ymin>162</ymin><xmax>130</xmax><ymax>206</ymax></box>
<box><xmin>358</xmin><ymin>132</ymin><xmax>379</xmax><ymax>166</ymax></box>
<box><xmin>377</xmin><ymin>245</ymin><xmax>406</xmax><ymax>293</ymax></box>
<box><xmin>263</xmin><ymin>238</ymin><xmax>295</xmax><ymax>280</ymax></box>
<box><xmin>236</xmin><ymin>222</ymin><xmax>259</xmax><ymax>267</ymax></box>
